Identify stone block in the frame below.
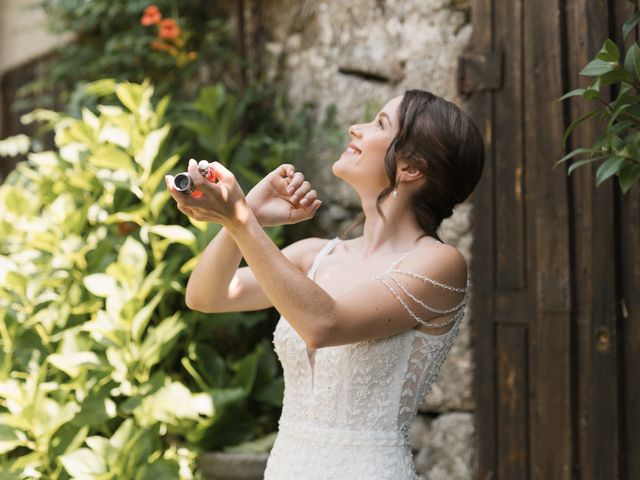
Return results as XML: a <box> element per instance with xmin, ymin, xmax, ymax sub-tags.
<box><xmin>414</xmin><ymin>412</ymin><xmax>474</xmax><ymax>479</ymax></box>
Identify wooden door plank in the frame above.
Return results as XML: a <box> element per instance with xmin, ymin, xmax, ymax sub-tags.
<box><xmin>496</xmin><ymin>325</ymin><xmax>529</xmax><ymax>479</ymax></box>
<box><xmin>522</xmin><ymin>0</ymin><xmax>572</xmax><ymax>478</ymax></box>
<box><xmin>464</xmin><ymin>0</ymin><xmax>497</xmax><ymax>478</ymax></box>
<box><xmin>566</xmin><ymin>1</ymin><xmax>621</xmax><ymax>478</ymax></box>
<box><xmin>611</xmin><ymin>5</ymin><xmax>639</xmax><ymax>478</ymax></box>
<box><xmin>494</xmin><ymin>0</ymin><xmax>526</xmax><ymax>293</ymax></box>
<box><xmin>619</xmin><ymin>184</ymin><xmax>640</xmax><ymax>480</ymax></box>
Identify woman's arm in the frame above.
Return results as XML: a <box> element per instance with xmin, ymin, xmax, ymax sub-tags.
<box><xmin>185</xmin><ymin>226</ymin><xmax>243</xmax><ymax>311</ymax></box>
<box><xmin>225</xmin><ymin>210</ymin><xmax>337</xmax><ymax>347</ymax></box>
<box><xmin>185</xmin><ymin>228</ymin><xmax>325</xmax><ymax>313</ymax></box>
<box><xmin>169</xmin><ymin>161</ymin><xmax>466</xmax><ymax>348</ymax></box>
<box><xmin>177</xmin><ymin>160</ymin><xmax>322</xmax><ymax>312</ymax></box>
<box><xmin>226</xmin><ymin>208</ymin><xmax>467</xmax><ymax>349</ymax></box>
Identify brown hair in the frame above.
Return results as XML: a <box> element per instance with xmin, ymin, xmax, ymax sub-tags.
<box><xmin>340</xmin><ymin>89</ymin><xmax>485</xmax><ymax>242</ymax></box>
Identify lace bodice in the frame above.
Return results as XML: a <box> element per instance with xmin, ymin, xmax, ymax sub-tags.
<box><xmin>264</xmin><ymin>236</ymin><xmax>470</xmax><ymax>480</ymax></box>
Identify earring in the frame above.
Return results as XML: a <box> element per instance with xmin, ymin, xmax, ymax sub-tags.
<box><xmin>392</xmin><ymin>188</ymin><xmax>398</xmax><ymax>198</ymax></box>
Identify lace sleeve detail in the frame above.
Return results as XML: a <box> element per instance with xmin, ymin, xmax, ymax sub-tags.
<box><xmin>375</xmin><ymin>269</ymin><xmax>469</xmax><ymax>329</ymax></box>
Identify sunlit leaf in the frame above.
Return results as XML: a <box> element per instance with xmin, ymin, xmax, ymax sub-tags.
<box><xmin>60</xmin><ymin>447</ymin><xmax>107</xmax><ymax>476</ymax></box>
<box><xmin>84</xmin><ymin>273</ymin><xmax>118</xmax><ymax>298</ymax></box>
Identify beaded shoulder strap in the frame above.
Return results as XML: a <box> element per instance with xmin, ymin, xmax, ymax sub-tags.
<box><xmin>374</xmin><ymin>248</ymin><xmax>470</xmax><ymax>329</ymax></box>
<box><xmin>307</xmin><ymin>237</ymin><xmax>341</xmax><ymax>280</ymax></box>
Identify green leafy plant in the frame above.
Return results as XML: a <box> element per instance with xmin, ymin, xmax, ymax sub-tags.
<box><xmin>0</xmin><ymin>80</ymin><xmax>286</xmax><ymax>478</ymax></box>
<box><xmin>15</xmin><ymin>1</ymin><xmax>234</xmax><ymax>112</ymax></box>
<box><xmin>557</xmin><ymin>0</ymin><xmax>640</xmax><ymax>193</ymax></box>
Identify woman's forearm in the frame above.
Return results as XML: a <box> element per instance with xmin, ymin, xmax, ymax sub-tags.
<box><xmin>224</xmin><ymin>209</ymin><xmax>336</xmax><ymax>347</ymax></box>
<box><xmin>185</xmin><ymin>226</ymin><xmax>243</xmax><ymax>310</ymax></box>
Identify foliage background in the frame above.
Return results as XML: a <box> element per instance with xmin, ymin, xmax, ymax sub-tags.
<box><xmin>0</xmin><ymin>1</ymin><xmax>315</xmax><ymax>478</ymax></box>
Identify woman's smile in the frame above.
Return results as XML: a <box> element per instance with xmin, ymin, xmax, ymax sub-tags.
<box><xmin>340</xmin><ymin>143</ymin><xmax>363</xmax><ymax>159</ymax></box>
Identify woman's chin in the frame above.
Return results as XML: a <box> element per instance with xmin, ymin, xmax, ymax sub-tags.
<box><xmin>331</xmin><ymin>159</ymin><xmax>345</xmax><ymax>177</ymax></box>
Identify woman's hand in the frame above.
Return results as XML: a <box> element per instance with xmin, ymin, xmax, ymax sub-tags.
<box><xmin>245</xmin><ymin>164</ymin><xmax>322</xmax><ymax>227</ymax></box>
<box><xmin>165</xmin><ymin>159</ymin><xmax>251</xmax><ymax>227</ymax></box>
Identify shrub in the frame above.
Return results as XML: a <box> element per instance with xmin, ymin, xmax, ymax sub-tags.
<box><xmin>0</xmin><ymin>80</ymin><xmax>287</xmax><ymax>479</ymax></box>
<box><xmin>557</xmin><ymin>0</ymin><xmax>640</xmax><ymax>193</ymax></box>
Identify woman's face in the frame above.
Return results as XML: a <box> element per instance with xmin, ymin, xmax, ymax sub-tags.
<box><xmin>332</xmin><ymin>95</ymin><xmax>403</xmax><ymax>194</ymax></box>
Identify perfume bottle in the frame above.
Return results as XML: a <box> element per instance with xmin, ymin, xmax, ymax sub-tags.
<box><xmin>173</xmin><ymin>160</ymin><xmax>216</xmax><ymax>198</ymax></box>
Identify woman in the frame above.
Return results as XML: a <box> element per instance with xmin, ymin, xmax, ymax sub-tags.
<box><xmin>165</xmin><ymin>89</ymin><xmax>484</xmax><ymax>479</ymax></box>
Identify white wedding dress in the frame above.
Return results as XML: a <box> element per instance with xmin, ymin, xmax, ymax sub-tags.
<box><xmin>263</xmin><ymin>236</ymin><xmax>470</xmax><ymax>480</ymax></box>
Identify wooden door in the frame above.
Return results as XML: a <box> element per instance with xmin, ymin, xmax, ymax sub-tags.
<box><xmin>459</xmin><ymin>1</ymin><xmax>640</xmax><ymax>478</ymax></box>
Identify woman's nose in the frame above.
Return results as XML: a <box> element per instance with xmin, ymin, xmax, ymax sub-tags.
<box><xmin>349</xmin><ymin>125</ymin><xmax>363</xmax><ymax>138</ymax></box>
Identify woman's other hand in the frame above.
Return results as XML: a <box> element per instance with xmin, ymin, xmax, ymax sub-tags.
<box><xmin>246</xmin><ymin>164</ymin><xmax>323</xmax><ymax>227</ymax></box>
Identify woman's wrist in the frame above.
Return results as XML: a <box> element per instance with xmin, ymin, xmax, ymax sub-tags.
<box><xmin>224</xmin><ymin>202</ymin><xmax>257</xmax><ymax>231</ymax></box>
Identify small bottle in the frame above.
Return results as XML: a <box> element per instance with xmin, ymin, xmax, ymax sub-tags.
<box><xmin>173</xmin><ymin>160</ymin><xmax>216</xmax><ymax>198</ymax></box>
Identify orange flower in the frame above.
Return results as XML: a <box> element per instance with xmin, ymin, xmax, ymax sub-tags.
<box><xmin>158</xmin><ymin>18</ymin><xmax>181</xmax><ymax>40</ymax></box>
<box><xmin>140</xmin><ymin>5</ymin><xmax>162</xmax><ymax>26</ymax></box>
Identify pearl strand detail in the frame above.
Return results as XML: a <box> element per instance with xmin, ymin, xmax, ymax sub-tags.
<box><xmin>376</xmin><ymin>276</ymin><xmax>461</xmax><ymax>328</ymax></box>
<box><xmin>386</xmin><ymin>274</ymin><xmax>467</xmax><ymax>314</ymax></box>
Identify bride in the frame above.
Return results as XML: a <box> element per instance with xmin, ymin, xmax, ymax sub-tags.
<box><xmin>165</xmin><ymin>89</ymin><xmax>484</xmax><ymax>479</ymax></box>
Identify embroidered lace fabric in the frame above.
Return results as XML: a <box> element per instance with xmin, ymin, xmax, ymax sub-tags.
<box><xmin>263</xmin><ymin>236</ymin><xmax>470</xmax><ymax>480</ymax></box>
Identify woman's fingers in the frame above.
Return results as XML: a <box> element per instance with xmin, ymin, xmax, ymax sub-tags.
<box><xmin>286</xmin><ymin>172</ymin><xmax>305</xmax><ymax>195</ymax></box>
<box><xmin>298</xmin><ymin>188</ymin><xmax>318</xmax><ymax>206</ymax></box>
<box><xmin>278</xmin><ymin>164</ymin><xmax>295</xmax><ymax>178</ymax></box>
<box><xmin>291</xmin><ymin>180</ymin><xmax>312</xmax><ymax>202</ymax></box>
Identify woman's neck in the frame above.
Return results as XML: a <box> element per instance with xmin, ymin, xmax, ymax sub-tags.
<box><xmin>357</xmin><ymin>195</ymin><xmax>427</xmax><ymax>259</ymax></box>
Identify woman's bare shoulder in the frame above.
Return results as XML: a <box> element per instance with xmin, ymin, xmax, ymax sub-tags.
<box><xmin>281</xmin><ymin>237</ymin><xmax>334</xmax><ymax>275</ymax></box>
<box><xmin>408</xmin><ymin>241</ymin><xmax>468</xmax><ymax>289</ymax></box>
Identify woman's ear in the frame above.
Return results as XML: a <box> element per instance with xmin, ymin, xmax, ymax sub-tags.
<box><xmin>397</xmin><ymin>160</ymin><xmax>425</xmax><ymax>183</ymax></box>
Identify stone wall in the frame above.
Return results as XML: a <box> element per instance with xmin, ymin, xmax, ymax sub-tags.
<box><xmin>247</xmin><ymin>1</ymin><xmax>475</xmax><ymax>478</ymax></box>
<box><xmin>0</xmin><ymin>0</ymin><xmax>73</xmax><ymax>75</ymax></box>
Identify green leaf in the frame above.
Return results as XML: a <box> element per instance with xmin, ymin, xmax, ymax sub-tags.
<box><xmin>599</xmin><ymin>68</ymin><xmax>634</xmax><ymax>85</ymax></box>
<box><xmin>85</xmin><ymin>78</ymin><xmax>117</xmax><ymax>97</ymax></box>
<box><xmin>623</xmin><ymin>43</ymin><xmax>640</xmax><ymax>82</ymax></box>
<box><xmin>595</xmin><ymin>39</ymin><xmax>620</xmax><ymax>63</ymax></box>
<box><xmin>115</xmin><ymin>82</ymin><xmax>146</xmax><ymax>114</ymax></box>
<box><xmin>567</xmin><ymin>156</ymin><xmax>607</xmax><ymax>175</ymax></box>
<box><xmin>131</xmin><ymin>291</ymin><xmax>163</xmax><ymax>341</ymax></box>
<box><xmin>73</xmin><ymin>394</ymin><xmax>117</xmax><ymax>429</ymax></box>
<box><xmin>563</xmin><ymin>109</ymin><xmax>601</xmax><ymax>146</ymax></box>
<box><xmin>0</xmin><ymin>424</ymin><xmax>26</xmax><ymax>454</ymax></box>
<box><xmin>118</xmin><ymin>237</ymin><xmax>148</xmax><ymax>277</ymax></box>
<box><xmin>557</xmin><ymin>88</ymin><xmax>586</xmax><ymax>102</ymax></box>
<box><xmin>109</xmin><ymin>418</ymin><xmax>135</xmax><ymax>450</ymax></box>
<box><xmin>554</xmin><ymin>148</ymin><xmax>593</xmax><ymax>168</ymax></box>
<box><xmin>147</xmin><ymin>225</ymin><xmax>196</xmax><ymax>247</ymax></box>
<box><xmin>135</xmin><ymin>125</ymin><xmax>171</xmax><ymax>177</ymax></box>
<box><xmin>155</xmin><ymin>95</ymin><xmax>171</xmax><ymax>127</ymax></box>
<box><xmin>580</xmin><ymin>58</ymin><xmax>617</xmax><ymax>76</ymax></box>
<box><xmin>98</xmin><ymin>124</ymin><xmax>131</xmax><ymax>149</ymax></box>
<box><xmin>253</xmin><ymin>377</ymin><xmax>284</xmax><ymax>407</ymax></box>
<box><xmin>136</xmin><ymin>381</ymin><xmax>212</xmax><ymax>426</ymax></box>
<box><xmin>89</xmin><ymin>146</ymin><xmax>134</xmax><ymax>172</ymax></box>
<box><xmin>623</xmin><ymin>10</ymin><xmax>640</xmax><ymax>38</ymax></box>
<box><xmin>60</xmin><ymin>447</ymin><xmax>107</xmax><ymax>476</ymax></box>
<box><xmin>618</xmin><ymin>162</ymin><xmax>640</xmax><ymax>192</ymax></box>
<box><xmin>48</xmin><ymin>351</ymin><xmax>101</xmax><ymax>378</ymax></box>
<box><xmin>84</xmin><ymin>273</ymin><xmax>118</xmax><ymax>297</ymax></box>
<box><xmin>0</xmin><ymin>135</ymin><xmax>30</xmax><ymax>157</ymax></box>
<box><xmin>139</xmin><ymin>313</ymin><xmax>185</xmax><ymax>370</ymax></box>
<box><xmin>596</xmin><ymin>155</ymin><xmax>625</xmax><ymax>186</ymax></box>
<box><xmin>145</xmin><ymin>153</ymin><xmax>181</xmax><ymax>194</ymax></box>
<box><xmin>135</xmin><ymin>459</ymin><xmax>180</xmax><ymax>480</ymax></box>
<box><xmin>189</xmin><ymin>343</ymin><xmax>226</xmax><ymax>388</ymax></box>
<box><xmin>85</xmin><ymin>436</ymin><xmax>118</xmax><ymax>468</ymax></box>
<box><xmin>230</xmin><ymin>348</ymin><xmax>260</xmax><ymax>393</ymax></box>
